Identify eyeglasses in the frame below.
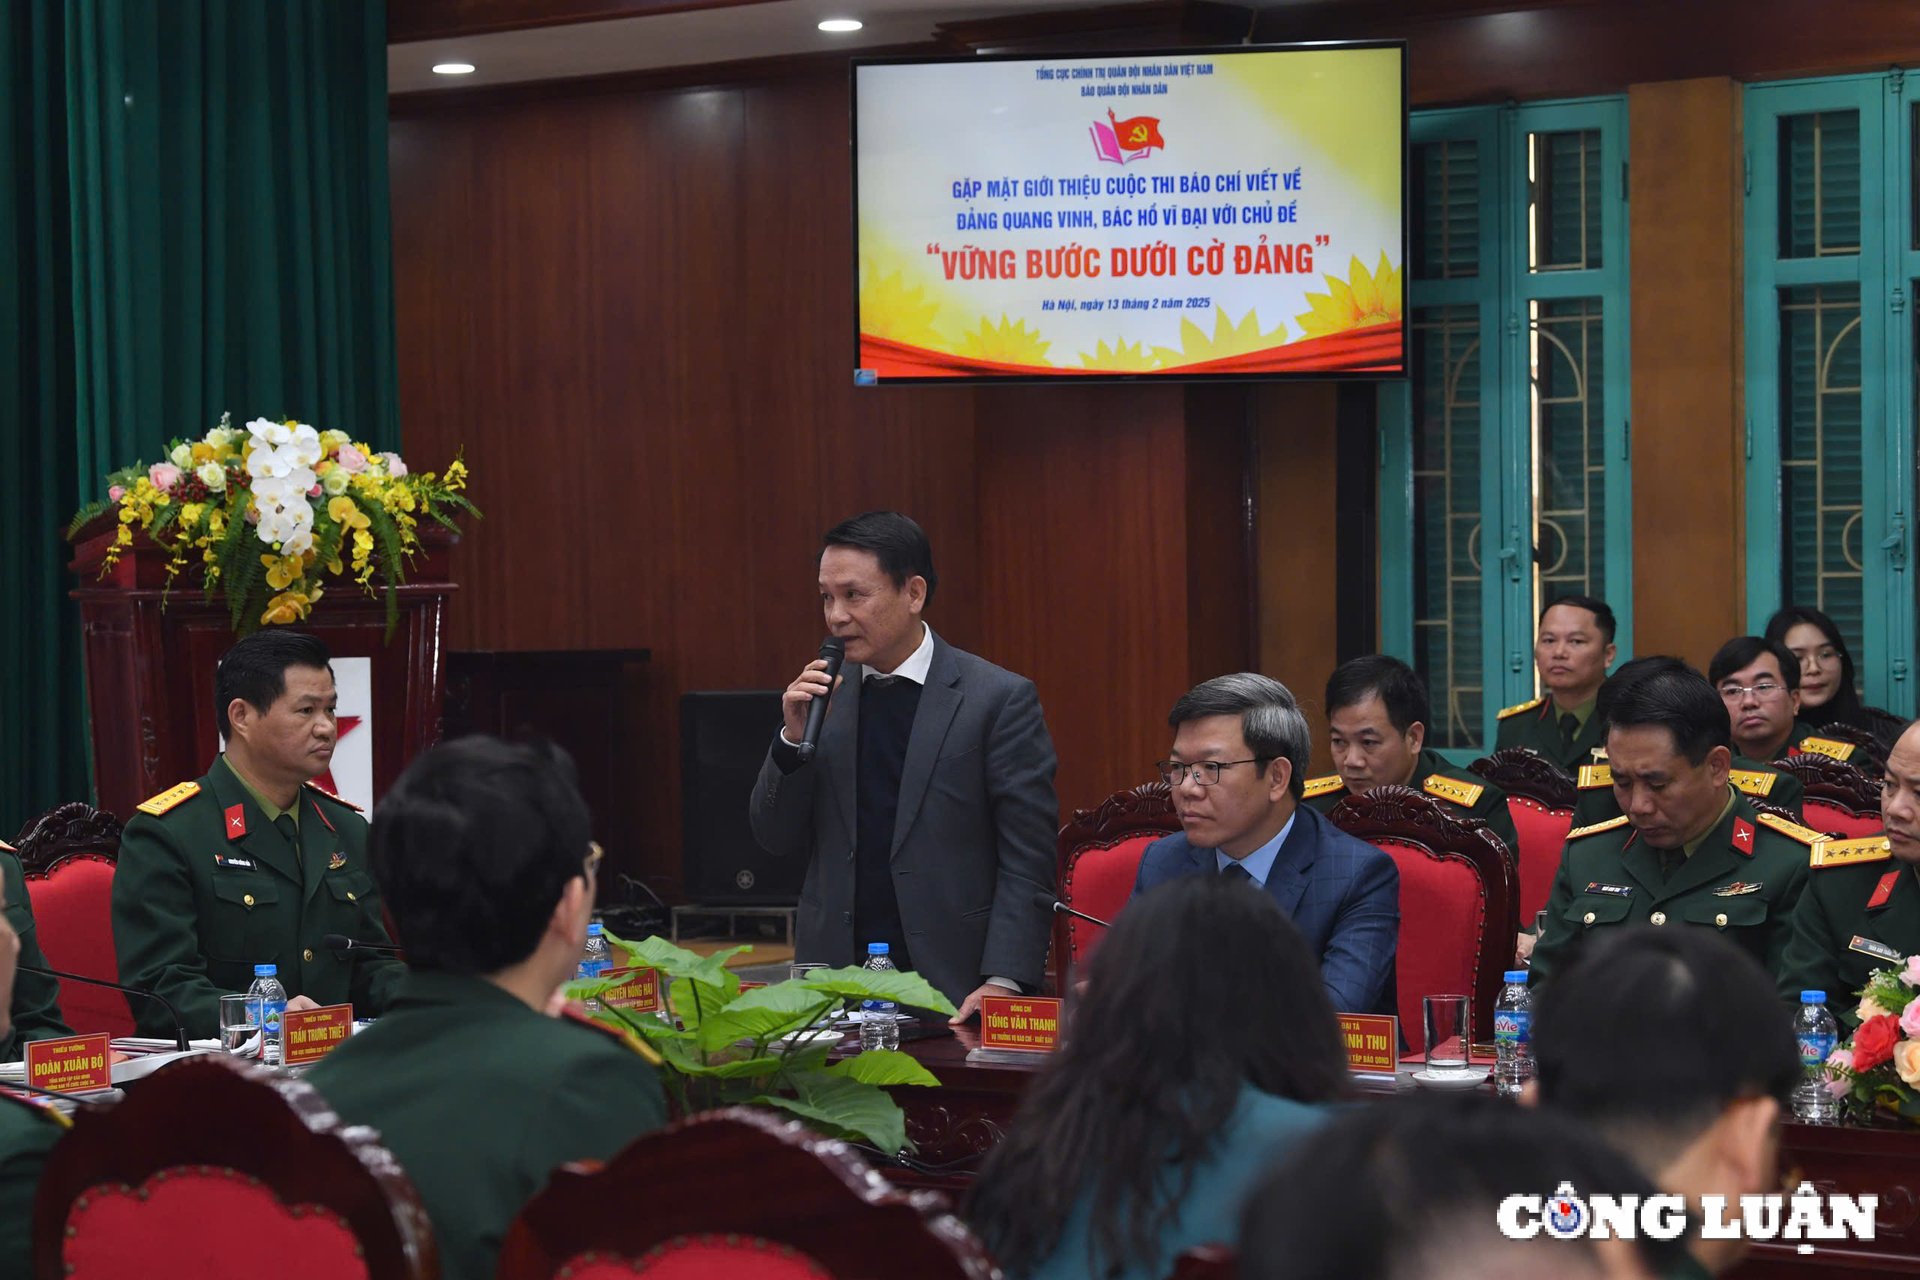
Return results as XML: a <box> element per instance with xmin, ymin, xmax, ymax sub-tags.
<box><xmin>1792</xmin><ymin>647</ymin><xmax>1841</xmax><ymax>666</ymax></box>
<box><xmin>1717</xmin><ymin>681</ymin><xmax>1788</xmax><ymax>700</ymax></box>
<box><xmin>1156</xmin><ymin>759</ymin><xmax>1265</xmax><ymax>787</ymax></box>
<box><xmin>584</xmin><ymin>841</ymin><xmax>604</xmax><ymax>879</ymax></box>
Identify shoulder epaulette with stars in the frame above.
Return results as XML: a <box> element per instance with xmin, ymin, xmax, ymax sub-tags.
<box><xmin>1577</xmin><ymin>764</ymin><xmax>1612</xmax><ymax>790</ymax></box>
<box><xmin>1496</xmin><ymin>696</ymin><xmax>1546</xmax><ymax>721</ymax></box>
<box><xmin>1302</xmin><ymin>775</ymin><xmax>1347</xmax><ymax>800</ymax></box>
<box><xmin>303</xmin><ymin>781</ymin><xmax>363</xmax><ymax>812</ymax></box>
<box><xmin>136</xmin><ymin>781</ymin><xmax>202</xmax><ymax>816</ymax></box>
<box><xmin>1798</xmin><ymin>736</ymin><xmax>1858</xmax><ymax>762</ymax></box>
<box><xmin>1810</xmin><ymin>834</ymin><xmax>1893</xmax><ymax>870</ymax></box>
<box><xmin>1423</xmin><ymin>774</ymin><xmax>1484</xmax><ymax>807</ymax></box>
<box><xmin>1567</xmin><ymin>815</ymin><xmax>1630</xmax><ymax>840</ymax></box>
<box><xmin>1729</xmin><ymin>768</ymin><xmax>1779</xmax><ymax>798</ymax></box>
<box><xmin>1756</xmin><ymin>812</ymin><xmax>1828</xmax><ymax>846</ymax></box>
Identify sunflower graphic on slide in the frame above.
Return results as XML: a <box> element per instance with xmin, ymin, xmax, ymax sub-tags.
<box><xmin>1090</xmin><ymin>109</ymin><xmax>1164</xmax><ymax>164</ymax></box>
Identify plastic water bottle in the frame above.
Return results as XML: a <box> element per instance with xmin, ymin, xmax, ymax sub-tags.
<box><xmin>859</xmin><ymin>942</ymin><xmax>900</xmax><ymax>1052</ymax></box>
<box><xmin>246</xmin><ymin>965</ymin><xmax>288</xmax><ymax>1067</ymax></box>
<box><xmin>1492</xmin><ymin>969</ymin><xmax>1534</xmax><ymax>1099</ymax></box>
<box><xmin>577</xmin><ymin>919</ymin><xmax>611</xmax><ymax>1011</ymax></box>
<box><xmin>1792</xmin><ymin>991</ymin><xmax>1840</xmax><ymax>1125</ymax></box>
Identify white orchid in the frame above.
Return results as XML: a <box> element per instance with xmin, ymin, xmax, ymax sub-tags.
<box><xmin>246</xmin><ymin>417</ymin><xmax>291</xmax><ymax>445</ymax></box>
<box><xmin>286</xmin><ymin>423</ymin><xmax>323</xmax><ymax>468</ymax></box>
<box><xmin>280</xmin><ymin>528</ymin><xmax>314</xmax><ymax>557</ymax></box>
<box><xmin>196</xmin><ymin>461</ymin><xmax>227</xmax><ymax>492</ymax></box>
<box><xmin>249</xmin><ymin>443</ymin><xmax>292</xmax><ymax>480</ymax></box>
<box><xmin>169</xmin><ymin>443</ymin><xmax>193</xmax><ymax>469</ymax></box>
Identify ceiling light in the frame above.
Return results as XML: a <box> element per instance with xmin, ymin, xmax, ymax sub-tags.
<box><xmin>818</xmin><ymin>18</ymin><xmax>863</xmax><ymax>33</ymax></box>
<box><xmin>431</xmin><ymin>62</ymin><xmax>476</xmax><ymax>76</ymax></box>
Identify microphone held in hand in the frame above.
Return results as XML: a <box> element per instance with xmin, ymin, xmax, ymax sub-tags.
<box><xmin>794</xmin><ymin>635</ymin><xmax>847</xmax><ymax>763</ymax></box>
<box><xmin>1030</xmin><ymin>889</ymin><xmax>1111</xmax><ymax>929</ymax></box>
<box><xmin>322</xmin><ymin>933</ymin><xmax>404</xmax><ymax>954</ymax></box>
<box><xmin>19</xmin><ymin>964</ymin><xmax>190</xmax><ymax>1053</ymax></box>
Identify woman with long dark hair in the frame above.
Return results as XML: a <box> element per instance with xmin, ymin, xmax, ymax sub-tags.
<box><xmin>1764</xmin><ymin>605</ymin><xmax>1867</xmax><ymax>730</ymax></box>
<box><xmin>966</xmin><ymin>874</ymin><xmax>1349</xmax><ymax>1280</ymax></box>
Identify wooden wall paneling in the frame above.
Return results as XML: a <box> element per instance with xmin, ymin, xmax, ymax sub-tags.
<box><xmin>1628</xmin><ymin>78</ymin><xmax>1745</xmax><ymax>669</ymax></box>
<box><xmin>1252</xmin><ymin>381</ymin><xmax>1342</xmax><ymax>773</ymax></box>
<box><xmin>1181</xmin><ymin>383</ymin><xmax>1255</xmax><ymax>687</ymax></box>
<box><xmin>389</xmin><ymin>0</ymin><xmax>765</xmax><ymax>43</ymax></box>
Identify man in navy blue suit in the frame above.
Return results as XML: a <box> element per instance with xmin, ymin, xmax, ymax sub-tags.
<box><xmin>1130</xmin><ymin>673</ymin><xmax>1400</xmax><ymax>1015</ymax></box>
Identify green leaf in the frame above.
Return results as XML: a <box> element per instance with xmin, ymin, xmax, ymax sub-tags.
<box><xmin>749</xmin><ymin>1068</ymin><xmax>908</xmax><ymax>1154</ymax></box>
<box><xmin>615</xmin><ymin>933</ymin><xmax>750</xmax><ymax>988</ymax></box>
<box><xmin>694</xmin><ymin>987</ymin><xmax>838</xmax><ymax>1054</ymax></box>
<box><xmin>796</xmin><ymin>965</ymin><xmax>958</xmax><ymax>1016</ymax></box>
<box><xmin>699</xmin><ymin>1054</ymin><xmax>786</xmax><ymax>1079</ymax></box>
<box><xmin>827</xmin><ymin>1048</ymin><xmax>942</xmax><ymax>1088</ymax></box>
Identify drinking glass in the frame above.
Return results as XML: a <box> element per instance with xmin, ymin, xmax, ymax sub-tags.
<box><xmin>1423</xmin><ymin>994</ymin><xmax>1471</xmax><ymax>1072</ymax></box>
<box><xmin>219</xmin><ymin>993</ymin><xmax>262</xmax><ymax>1059</ymax></box>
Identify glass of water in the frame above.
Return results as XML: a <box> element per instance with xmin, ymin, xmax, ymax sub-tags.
<box><xmin>220</xmin><ymin>993</ymin><xmax>261</xmax><ymax>1059</ymax></box>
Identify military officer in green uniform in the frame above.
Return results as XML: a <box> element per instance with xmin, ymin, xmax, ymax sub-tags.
<box><xmin>0</xmin><ymin>838</ymin><xmax>71</xmax><ymax>1059</ymax></box>
<box><xmin>1304</xmin><ymin>655</ymin><xmax>1520</xmax><ymax>863</ymax></box>
<box><xmin>112</xmin><ymin>631</ymin><xmax>403</xmax><ymax>1039</ymax></box>
<box><xmin>1708</xmin><ymin>635</ymin><xmax>1814</xmax><ymax>764</ymax></box>
<box><xmin>1778</xmin><ymin>718</ymin><xmax>1920</xmax><ymax>1009</ymax></box>
<box><xmin>1493</xmin><ymin>595</ymin><xmax>1618</xmax><ymax>772</ymax></box>
<box><xmin>308</xmin><ymin>736</ymin><xmax>667</xmax><ymax>1280</ymax></box>
<box><xmin>0</xmin><ymin>867</ymin><xmax>69</xmax><ymax>1263</ymax></box>
<box><xmin>1531</xmin><ymin>666</ymin><xmax>1815</xmax><ymax>984</ymax></box>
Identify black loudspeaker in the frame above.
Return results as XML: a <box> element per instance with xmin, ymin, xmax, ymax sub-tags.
<box><xmin>680</xmin><ymin>690</ymin><xmax>805</xmax><ymax>905</ymax></box>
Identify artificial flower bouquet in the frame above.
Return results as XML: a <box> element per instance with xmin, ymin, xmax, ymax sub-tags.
<box><xmin>69</xmin><ymin>414</ymin><xmax>476</xmax><ymax>631</ymax></box>
<box><xmin>1823</xmin><ymin>956</ymin><xmax>1920</xmax><ymax>1124</ymax></box>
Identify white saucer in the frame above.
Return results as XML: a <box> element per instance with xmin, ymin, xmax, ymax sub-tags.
<box><xmin>1411</xmin><ymin>1066</ymin><xmax>1491</xmax><ymax>1091</ymax></box>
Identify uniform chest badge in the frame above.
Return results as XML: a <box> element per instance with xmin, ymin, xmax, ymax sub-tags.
<box><xmin>1584</xmin><ymin>882</ymin><xmax>1633</xmax><ymax>897</ymax></box>
<box><xmin>1713</xmin><ymin>882</ymin><xmax>1764</xmax><ymax>897</ymax></box>
<box><xmin>327</xmin><ymin>852</ymin><xmax>346</xmax><ymax>871</ymax></box>
<box><xmin>213</xmin><ymin>853</ymin><xmax>255</xmax><ymax>869</ymax></box>
<box><xmin>1850</xmin><ymin>935</ymin><xmax>1903</xmax><ymax>964</ymax></box>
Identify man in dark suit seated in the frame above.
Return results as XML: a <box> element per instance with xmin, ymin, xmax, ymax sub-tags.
<box><xmin>307</xmin><ymin>736</ymin><xmax>667</xmax><ymax>1280</ymax></box>
<box><xmin>1129</xmin><ymin>673</ymin><xmax>1399</xmax><ymax>1015</ymax></box>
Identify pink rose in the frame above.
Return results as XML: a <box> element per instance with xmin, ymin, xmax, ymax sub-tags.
<box><xmin>1826</xmin><ymin>1047</ymin><xmax>1856</xmax><ymax>1098</ymax></box>
<box><xmin>148</xmin><ymin>463</ymin><xmax>181</xmax><ymax>491</ymax></box>
<box><xmin>1902</xmin><ymin>1000</ymin><xmax>1920</xmax><ymax>1040</ymax></box>
<box><xmin>1897</xmin><ymin>1040</ymin><xmax>1920</xmax><ymax>1088</ymax></box>
<box><xmin>336</xmin><ymin>444</ymin><xmax>368</xmax><ymax>473</ymax></box>
<box><xmin>308</xmin><ymin>484</ymin><xmax>322</xmax><ymax>498</ymax></box>
<box><xmin>1902</xmin><ymin>955</ymin><xmax>1920</xmax><ymax>988</ymax></box>
<box><xmin>107</xmin><ymin>484</ymin><xmax>125</xmax><ymax>502</ymax></box>
<box><xmin>377</xmin><ymin>451</ymin><xmax>407</xmax><ymax>477</ymax></box>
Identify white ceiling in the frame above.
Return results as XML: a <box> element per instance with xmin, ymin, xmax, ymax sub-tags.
<box><xmin>388</xmin><ymin>0</ymin><xmax>1138</xmax><ymax>94</ymax></box>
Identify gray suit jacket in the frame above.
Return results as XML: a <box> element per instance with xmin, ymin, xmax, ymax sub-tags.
<box><xmin>748</xmin><ymin>634</ymin><xmax>1059</xmax><ymax>1003</ymax></box>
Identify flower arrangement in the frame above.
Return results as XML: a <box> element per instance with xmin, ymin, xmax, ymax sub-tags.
<box><xmin>1823</xmin><ymin>956</ymin><xmax>1920</xmax><ymax>1123</ymax></box>
<box><xmin>68</xmin><ymin>414</ymin><xmax>476</xmax><ymax>631</ymax></box>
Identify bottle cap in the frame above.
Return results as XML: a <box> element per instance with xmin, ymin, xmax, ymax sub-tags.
<box><xmin>867</xmin><ymin>942</ymin><xmax>890</xmax><ymax>955</ymax></box>
<box><xmin>253</xmin><ymin>964</ymin><xmax>277</xmax><ymax>977</ymax></box>
<box><xmin>1504</xmin><ymin>970</ymin><xmax>1529</xmax><ymax>984</ymax></box>
<box><xmin>1800</xmin><ymin>990</ymin><xmax>1827</xmax><ymax>1004</ymax></box>
<box><xmin>587</xmin><ymin>922</ymin><xmax>603</xmax><ymax>936</ymax></box>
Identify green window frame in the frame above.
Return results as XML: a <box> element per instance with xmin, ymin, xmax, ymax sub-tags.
<box><xmin>1744</xmin><ymin>72</ymin><xmax>1917</xmax><ymax>715</ymax></box>
<box><xmin>1381</xmin><ymin>98</ymin><xmax>1633</xmax><ymax>755</ymax></box>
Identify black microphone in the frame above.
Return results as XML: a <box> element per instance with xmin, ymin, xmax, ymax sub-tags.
<box><xmin>794</xmin><ymin>636</ymin><xmax>846</xmax><ymax>763</ymax></box>
<box><xmin>322</xmin><ymin>933</ymin><xmax>403</xmax><ymax>954</ymax></box>
<box><xmin>1031</xmin><ymin>890</ymin><xmax>1111</xmax><ymax>929</ymax></box>
<box><xmin>19</xmin><ymin>964</ymin><xmax>190</xmax><ymax>1053</ymax></box>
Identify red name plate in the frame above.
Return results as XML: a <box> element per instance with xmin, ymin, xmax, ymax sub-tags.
<box><xmin>1338</xmin><ymin>1013</ymin><xmax>1399</xmax><ymax>1073</ymax></box>
<box><xmin>26</xmin><ymin>1032</ymin><xmax>112</xmax><ymax>1094</ymax></box>
<box><xmin>282</xmin><ymin>1004</ymin><xmax>354</xmax><ymax>1067</ymax></box>
<box><xmin>602</xmin><ymin>968</ymin><xmax>661</xmax><ymax>1013</ymax></box>
<box><xmin>979</xmin><ymin>995</ymin><xmax>1063</xmax><ymax>1052</ymax></box>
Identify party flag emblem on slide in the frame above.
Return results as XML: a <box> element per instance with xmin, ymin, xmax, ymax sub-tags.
<box><xmin>1090</xmin><ymin>109</ymin><xmax>1164</xmax><ymax>164</ymax></box>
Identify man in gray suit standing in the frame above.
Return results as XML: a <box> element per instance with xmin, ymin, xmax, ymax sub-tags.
<box><xmin>749</xmin><ymin>512</ymin><xmax>1059</xmax><ymax>1022</ymax></box>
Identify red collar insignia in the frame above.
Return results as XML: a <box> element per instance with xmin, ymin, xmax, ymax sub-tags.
<box><xmin>224</xmin><ymin>804</ymin><xmax>247</xmax><ymax>841</ymax></box>
<box><xmin>307</xmin><ymin>795</ymin><xmax>336</xmax><ymax>833</ymax></box>
<box><xmin>1731</xmin><ymin>818</ymin><xmax>1755</xmax><ymax>857</ymax></box>
<box><xmin>1869</xmin><ymin>869</ymin><xmax>1901</xmax><ymax>911</ymax></box>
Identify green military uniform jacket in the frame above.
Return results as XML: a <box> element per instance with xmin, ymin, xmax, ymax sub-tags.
<box><xmin>1494</xmin><ymin>695</ymin><xmax>1605</xmax><ymax>772</ymax></box>
<box><xmin>0</xmin><ymin>1090</ymin><xmax>65</xmax><ymax>1265</ymax></box>
<box><xmin>1570</xmin><ymin>757</ymin><xmax>1806</xmax><ymax>828</ymax></box>
<box><xmin>1</xmin><ymin>847</ymin><xmax>71</xmax><ymax>1060</ymax></box>
<box><xmin>1304</xmin><ymin>748</ymin><xmax>1520</xmax><ymax>864</ymax></box>
<box><xmin>1776</xmin><ymin>834</ymin><xmax>1917</xmax><ymax>1011</ymax></box>
<box><xmin>1530</xmin><ymin>790</ymin><xmax>1816</xmax><ymax>984</ymax></box>
<box><xmin>112</xmin><ymin>756</ymin><xmax>404</xmax><ymax>1039</ymax></box>
<box><xmin>307</xmin><ymin>970</ymin><xmax>669</xmax><ymax>1280</ymax></box>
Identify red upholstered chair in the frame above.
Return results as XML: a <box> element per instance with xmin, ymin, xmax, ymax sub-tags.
<box><xmin>1053</xmin><ymin>782</ymin><xmax>1179</xmax><ymax>990</ymax></box>
<box><xmin>33</xmin><ymin>1053</ymin><xmax>436</xmax><ymax>1280</ymax></box>
<box><xmin>1173</xmin><ymin>1243</ymin><xmax>1236</xmax><ymax>1279</ymax></box>
<box><xmin>1470</xmin><ymin>749</ymin><xmax>1575</xmax><ymax>924</ymax></box>
<box><xmin>1327</xmin><ymin>785</ymin><xmax>1518</xmax><ymax>1056</ymax></box>
<box><xmin>14</xmin><ymin>802</ymin><xmax>133</xmax><ymax>1038</ymax></box>
<box><xmin>495</xmin><ymin>1107</ymin><xmax>995</xmax><ymax>1280</ymax></box>
<box><xmin>1780</xmin><ymin>753</ymin><xmax>1886</xmax><ymax>840</ymax></box>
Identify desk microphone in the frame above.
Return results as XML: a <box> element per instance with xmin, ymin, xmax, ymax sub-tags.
<box><xmin>794</xmin><ymin>636</ymin><xmax>846</xmax><ymax>763</ymax></box>
<box><xmin>19</xmin><ymin>964</ymin><xmax>190</xmax><ymax>1052</ymax></box>
<box><xmin>1031</xmin><ymin>891</ymin><xmax>1111</xmax><ymax>929</ymax></box>
<box><xmin>322</xmin><ymin>934</ymin><xmax>403</xmax><ymax>954</ymax></box>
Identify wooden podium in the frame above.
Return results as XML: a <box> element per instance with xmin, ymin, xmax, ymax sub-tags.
<box><xmin>67</xmin><ymin>518</ymin><xmax>458</xmax><ymax>822</ymax></box>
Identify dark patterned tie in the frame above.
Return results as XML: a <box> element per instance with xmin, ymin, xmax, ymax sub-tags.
<box><xmin>1221</xmin><ymin>861</ymin><xmax>1254</xmax><ymax>884</ymax></box>
<box><xmin>273</xmin><ymin>814</ymin><xmax>299</xmax><ymax>851</ymax></box>
<box><xmin>865</xmin><ymin>674</ymin><xmax>899</xmax><ymax>689</ymax></box>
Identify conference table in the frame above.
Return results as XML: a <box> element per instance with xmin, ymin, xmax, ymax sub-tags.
<box><xmin>863</xmin><ymin>1025</ymin><xmax>1920</xmax><ymax>1279</ymax></box>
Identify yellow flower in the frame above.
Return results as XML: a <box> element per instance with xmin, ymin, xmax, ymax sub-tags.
<box><xmin>260</xmin><ymin>590</ymin><xmax>314</xmax><ymax>626</ymax></box>
<box><xmin>261</xmin><ymin>553</ymin><xmax>304</xmax><ymax>591</ymax></box>
<box><xmin>1295</xmin><ymin>253</ymin><xmax>1404</xmax><ymax>338</ymax></box>
<box><xmin>191</xmin><ymin>442</ymin><xmax>216</xmax><ymax>464</ymax></box>
<box><xmin>179</xmin><ymin>503</ymin><xmax>204</xmax><ymax>530</ymax></box>
<box><xmin>444</xmin><ymin>459</ymin><xmax>468</xmax><ymax>491</ymax></box>
<box><xmin>328</xmin><ymin>496</ymin><xmax>371</xmax><ymax>530</ymax></box>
